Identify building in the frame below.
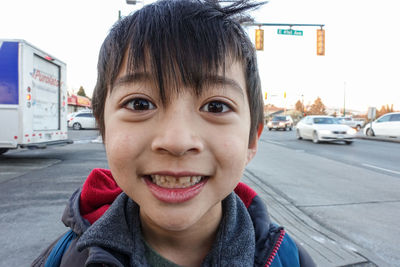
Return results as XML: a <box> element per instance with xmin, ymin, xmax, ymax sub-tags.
<box><xmin>67</xmin><ymin>94</ymin><xmax>91</xmax><ymax>113</ymax></box>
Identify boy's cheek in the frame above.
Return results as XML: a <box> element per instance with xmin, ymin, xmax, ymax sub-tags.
<box><xmin>105</xmin><ymin>129</ymin><xmax>138</xmax><ymax>164</ymax></box>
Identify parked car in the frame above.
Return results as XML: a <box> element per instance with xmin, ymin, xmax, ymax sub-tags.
<box><xmin>336</xmin><ymin>116</ymin><xmax>365</xmax><ymax>131</ymax></box>
<box><xmin>68</xmin><ymin>112</ymin><xmax>97</xmax><ymax>130</ymax></box>
<box><xmin>296</xmin><ymin>115</ymin><xmax>356</xmax><ymax>144</ymax></box>
<box><xmin>267</xmin><ymin>115</ymin><xmax>294</xmax><ymax>131</ymax></box>
<box><xmin>67</xmin><ymin>109</ymin><xmax>92</xmax><ymax>122</ymax></box>
<box><xmin>363</xmin><ymin>112</ymin><xmax>400</xmax><ymax>137</ymax></box>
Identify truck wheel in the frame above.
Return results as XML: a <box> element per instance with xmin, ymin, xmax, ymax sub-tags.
<box><xmin>73</xmin><ymin>123</ymin><xmax>82</xmax><ymax>130</ymax></box>
<box><xmin>0</xmin><ymin>148</ymin><xmax>9</xmax><ymax>155</ymax></box>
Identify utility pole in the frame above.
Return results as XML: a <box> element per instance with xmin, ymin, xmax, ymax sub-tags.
<box><xmin>343</xmin><ymin>82</ymin><xmax>346</xmax><ymax>116</ymax></box>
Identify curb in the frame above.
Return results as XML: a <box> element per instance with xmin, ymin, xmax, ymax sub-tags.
<box><xmin>356</xmin><ymin>135</ymin><xmax>400</xmax><ymax>143</ymax></box>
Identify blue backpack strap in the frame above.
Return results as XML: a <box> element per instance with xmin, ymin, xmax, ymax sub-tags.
<box><xmin>44</xmin><ymin>230</ymin><xmax>77</xmax><ymax>267</ymax></box>
<box><xmin>268</xmin><ymin>230</ymin><xmax>300</xmax><ymax>267</ymax></box>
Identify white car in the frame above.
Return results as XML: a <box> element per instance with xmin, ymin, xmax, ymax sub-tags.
<box><xmin>296</xmin><ymin>115</ymin><xmax>357</xmax><ymax>144</ymax></box>
<box><xmin>363</xmin><ymin>112</ymin><xmax>400</xmax><ymax>137</ymax></box>
<box><xmin>67</xmin><ymin>110</ymin><xmax>92</xmax><ymax>122</ymax></box>
<box><xmin>68</xmin><ymin>112</ymin><xmax>97</xmax><ymax>130</ymax></box>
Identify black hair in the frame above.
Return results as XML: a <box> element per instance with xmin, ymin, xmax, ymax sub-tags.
<box><xmin>92</xmin><ymin>0</ymin><xmax>266</xmax><ymax>143</ymax></box>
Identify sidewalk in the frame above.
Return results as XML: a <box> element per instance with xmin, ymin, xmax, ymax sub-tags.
<box><xmin>242</xmin><ymin>169</ymin><xmax>381</xmax><ymax>267</ymax></box>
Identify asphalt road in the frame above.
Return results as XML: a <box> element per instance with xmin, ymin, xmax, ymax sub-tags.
<box><xmin>0</xmin><ymin>128</ymin><xmax>399</xmax><ymax>266</ymax></box>
<box><xmin>248</xmin><ymin>128</ymin><xmax>400</xmax><ymax>266</ymax></box>
<box><xmin>0</xmin><ymin>130</ymin><xmax>105</xmax><ymax>267</ymax></box>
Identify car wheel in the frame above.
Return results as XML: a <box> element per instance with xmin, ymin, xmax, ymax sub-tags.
<box><xmin>296</xmin><ymin>129</ymin><xmax>302</xmax><ymax>140</ymax></box>
<box><xmin>312</xmin><ymin>131</ymin><xmax>319</xmax><ymax>143</ymax></box>
<box><xmin>0</xmin><ymin>148</ymin><xmax>9</xmax><ymax>155</ymax></box>
<box><xmin>289</xmin><ymin>127</ymin><xmax>292</xmax><ymax>131</ymax></box>
<box><xmin>283</xmin><ymin>127</ymin><xmax>287</xmax><ymax>131</ymax></box>
<box><xmin>268</xmin><ymin>128</ymin><xmax>272</xmax><ymax>131</ymax></box>
<box><xmin>345</xmin><ymin>141</ymin><xmax>353</xmax><ymax>145</ymax></box>
<box><xmin>73</xmin><ymin>123</ymin><xmax>82</xmax><ymax>130</ymax></box>
<box><xmin>366</xmin><ymin>128</ymin><xmax>375</xmax><ymax>136</ymax></box>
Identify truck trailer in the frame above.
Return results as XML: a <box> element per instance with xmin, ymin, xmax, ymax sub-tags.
<box><xmin>0</xmin><ymin>39</ymin><xmax>72</xmax><ymax>155</ymax></box>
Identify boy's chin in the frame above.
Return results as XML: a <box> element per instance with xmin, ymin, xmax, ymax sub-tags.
<box><xmin>140</xmin><ymin>201</ymin><xmax>222</xmax><ymax>233</ymax></box>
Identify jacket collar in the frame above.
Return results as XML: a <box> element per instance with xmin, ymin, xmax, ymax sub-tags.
<box><xmin>75</xmin><ymin>192</ymin><xmax>257</xmax><ymax>266</ymax></box>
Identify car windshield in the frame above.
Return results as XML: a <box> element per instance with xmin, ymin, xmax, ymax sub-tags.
<box><xmin>313</xmin><ymin>117</ymin><xmax>337</xmax><ymax>124</ymax></box>
<box><xmin>272</xmin><ymin>116</ymin><xmax>286</xmax><ymax>121</ymax></box>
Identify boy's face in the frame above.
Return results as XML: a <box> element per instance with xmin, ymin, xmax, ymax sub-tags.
<box><xmin>103</xmin><ymin>55</ymin><xmax>259</xmax><ymax>233</ymax></box>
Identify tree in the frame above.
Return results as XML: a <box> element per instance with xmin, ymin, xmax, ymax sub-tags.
<box><xmin>308</xmin><ymin>97</ymin><xmax>326</xmax><ymax>115</ymax></box>
<box><xmin>376</xmin><ymin>104</ymin><xmax>394</xmax><ymax>117</ymax></box>
<box><xmin>77</xmin><ymin>86</ymin><xmax>87</xmax><ymax>97</ymax></box>
<box><xmin>295</xmin><ymin>100</ymin><xmax>304</xmax><ymax>113</ymax></box>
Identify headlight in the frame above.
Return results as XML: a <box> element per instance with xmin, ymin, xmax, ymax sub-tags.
<box><xmin>267</xmin><ymin>122</ymin><xmax>272</xmax><ymax>126</ymax></box>
<box><xmin>279</xmin><ymin>122</ymin><xmax>285</xmax><ymax>126</ymax></box>
<box><xmin>347</xmin><ymin>128</ymin><xmax>357</xmax><ymax>135</ymax></box>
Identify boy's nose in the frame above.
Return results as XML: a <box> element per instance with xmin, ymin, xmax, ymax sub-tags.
<box><xmin>151</xmin><ymin>110</ymin><xmax>204</xmax><ymax>157</ymax></box>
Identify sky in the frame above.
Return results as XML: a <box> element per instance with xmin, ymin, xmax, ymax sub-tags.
<box><xmin>1</xmin><ymin>0</ymin><xmax>399</xmax><ymax>113</ymax></box>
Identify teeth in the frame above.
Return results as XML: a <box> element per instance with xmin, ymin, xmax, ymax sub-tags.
<box><xmin>150</xmin><ymin>175</ymin><xmax>203</xmax><ymax>188</ymax></box>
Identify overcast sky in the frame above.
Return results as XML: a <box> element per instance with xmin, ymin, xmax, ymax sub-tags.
<box><xmin>1</xmin><ymin>0</ymin><xmax>399</xmax><ymax>112</ymax></box>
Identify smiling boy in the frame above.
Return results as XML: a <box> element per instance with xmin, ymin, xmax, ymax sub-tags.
<box><xmin>33</xmin><ymin>0</ymin><xmax>315</xmax><ymax>266</ymax></box>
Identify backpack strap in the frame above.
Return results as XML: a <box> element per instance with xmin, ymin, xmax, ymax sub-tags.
<box><xmin>44</xmin><ymin>230</ymin><xmax>77</xmax><ymax>267</ymax></box>
<box><xmin>267</xmin><ymin>230</ymin><xmax>300</xmax><ymax>267</ymax></box>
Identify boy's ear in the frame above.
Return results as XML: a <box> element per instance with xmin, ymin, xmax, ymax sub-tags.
<box><xmin>246</xmin><ymin>123</ymin><xmax>264</xmax><ymax>164</ymax></box>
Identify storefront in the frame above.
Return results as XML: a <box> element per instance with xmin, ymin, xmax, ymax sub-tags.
<box><xmin>67</xmin><ymin>94</ymin><xmax>91</xmax><ymax>113</ymax></box>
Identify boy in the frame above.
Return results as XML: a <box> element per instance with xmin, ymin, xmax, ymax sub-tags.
<box><xmin>33</xmin><ymin>0</ymin><xmax>315</xmax><ymax>266</ymax></box>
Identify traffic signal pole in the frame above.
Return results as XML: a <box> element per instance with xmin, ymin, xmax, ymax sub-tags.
<box><xmin>245</xmin><ymin>22</ymin><xmax>325</xmax><ymax>55</ymax></box>
<box><xmin>244</xmin><ymin>23</ymin><xmax>324</xmax><ymax>28</ymax></box>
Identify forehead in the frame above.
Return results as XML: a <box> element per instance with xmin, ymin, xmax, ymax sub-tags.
<box><xmin>111</xmin><ymin>51</ymin><xmax>247</xmax><ymax>100</ymax></box>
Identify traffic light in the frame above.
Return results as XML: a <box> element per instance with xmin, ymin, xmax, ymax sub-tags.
<box><xmin>284</xmin><ymin>91</ymin><xmax>286</xmax><ymax>98</ymax></box>
<box><xmin>317</xmin><ymin>29</ymin><xmax>325</xmax><ymax>56</ymax></box>
<box><xmin>255</xmin><ymin>29</ymin><xmax>264</xmax><ymax>51</ymax></box>
<box><xmin>264</xmin><ymin>92</ymin><xmax>268</xmax><ymax>100</ymax></box>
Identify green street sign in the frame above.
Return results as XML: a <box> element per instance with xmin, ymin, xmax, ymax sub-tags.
<box><xmin>277</xmin><ymin>29</ymin><xmax>303</xmax><ymax>36</ymax></box>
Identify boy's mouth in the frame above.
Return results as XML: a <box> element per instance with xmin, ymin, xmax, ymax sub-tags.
<box><xmin>142</xmin><ymin>174</ymin><xmax>209</xmax><ymax>203</ymax></box>
<box><xmin>148</xmin><ymin>174</ymin><xmax>205</xmax><ymax>189</ymax></box>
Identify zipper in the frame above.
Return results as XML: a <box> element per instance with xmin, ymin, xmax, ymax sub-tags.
<box><xmin>264</xmin><ymin>228</ymin><xmax>286</xmax><ymax>267</ymax></box>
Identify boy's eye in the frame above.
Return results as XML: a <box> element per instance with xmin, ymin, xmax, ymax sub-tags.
<box><xmin>201</xmin><ymin>101</ymin><xmax>231</xmax><ymax>113</ymax></box>
<box><xmin>124</xmin><ymin>98</ymin><xmax>156</xmax><ymax>111</ymax></box>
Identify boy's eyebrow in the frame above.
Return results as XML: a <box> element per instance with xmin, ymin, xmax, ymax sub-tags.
<box><xmin>112</xmin><ymin>73</ymin><xmax>244</xmax><ymax>98</ymax></box>
<box><xmin>203</xmin><ymin>75</ymin><xmax>245</xmax><ymax>99</ymax></box>
<box><xmin>113</xmin><ymin>73</ymin><xmax>152</xmax><ymax>89</ymax></box>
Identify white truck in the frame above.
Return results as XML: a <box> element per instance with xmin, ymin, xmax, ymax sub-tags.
<box><xmin>0</xmin><ymin>39</ymin><xmax>72</xmax><ymax>155</ymax></box>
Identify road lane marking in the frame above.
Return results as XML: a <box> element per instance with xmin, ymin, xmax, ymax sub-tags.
<box><xmin>362</xmin><ymin>163</ymin><xmax>400</xmax><ymax>175</ymax></box>
<box><xmin>260</xmin><ymin>139</ymin><xmax>286</xmax><ymax>146</ymax></box>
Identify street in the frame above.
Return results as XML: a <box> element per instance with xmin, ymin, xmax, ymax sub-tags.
<box><xmin>0</xmin><ymin>128</ymin><xmax>399</xmax><ymax>266</ymax></box>
<box><xmin>248</xmin><ymin>128</ymin><xmax>400</xmax><ymax>266</ymax></box>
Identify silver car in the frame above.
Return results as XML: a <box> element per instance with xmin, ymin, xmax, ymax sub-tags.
<box><xmin>296</xmin><ymin>115</ymin><xmax>357</xmax><ymax>144</ymax></box>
